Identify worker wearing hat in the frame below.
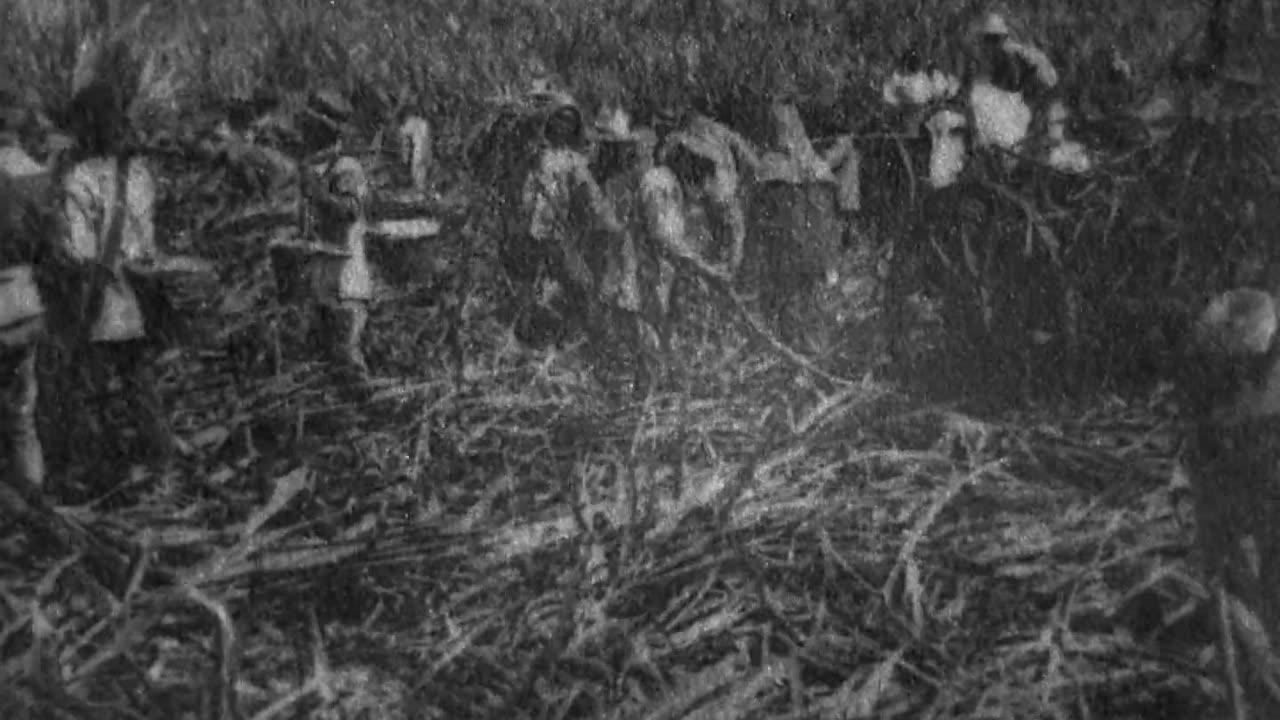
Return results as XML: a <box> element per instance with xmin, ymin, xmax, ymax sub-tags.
<box><xmin>951</xmin><ymin>8</ymin><xmax>1058</xmax><ymax>175</ymax></box>
<box><xmin>590</xmin><ymin>106</ymin><xmax>658</xmax><ymax>316</ymax></box>
<box><xmin>57</xmin><ymin>39</ymin><xmax>203</xmax><ymax>466</ymax></box>
<box><xmin>524</xmin><ymin>74</ymin><xmax>591</xmax><ymax>153</ymax></box>
<box><xmin>748</xmin><ymin>75</ymin><xmax>847</xmax><ymax>353</ymax></box>
<box><xmin>1</xmin><ymin>88</ymin><xmax>104</xmax><ymax>490</ymax></box>
<box><xmin>756</xmin><ymin>75</ymin><xmax>837</xmax><ymax>186</ymax></box>
<box><xmin>515</xmin><ymin>82</ymin><xmax>624</xmax><ymax>347</ymax></box>
<box><xmin>970</xmin><ymin>11</ymin><xmax>1059</xmax><ymax>93</ymax></box>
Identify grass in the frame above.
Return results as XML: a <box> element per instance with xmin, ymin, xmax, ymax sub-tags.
<box><xmin>2</xmin><ymin>0</ymin><xmax>1278</xmax><ymax>717</ymax></box>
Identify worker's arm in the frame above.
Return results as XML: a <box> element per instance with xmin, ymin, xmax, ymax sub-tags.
<box><xmin>1004</xmin><ymin>39</ymin><xmax>1059</xmax><ymax>88</ymax></box>
<box><xmin>822</xmin><ymin>136</ymin><xmax>862</xmax><ymax>213</ymax></box>
<box><xmin>820</xmin><ymin>135</ymin><xmax>853</xmax><ymax>169</ymax></box>
<box><xmin>723</xmin><ymin>128</ymin><xmax>762</xmax><ymax>179</ymax></box>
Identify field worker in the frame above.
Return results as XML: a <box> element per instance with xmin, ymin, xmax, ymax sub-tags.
<box><xmin>501</xmin><ymin>82</ymin><xmax>589</xmax><ymax>289</ymax></box>
<box><xmin>393</xmin><ymin>114</ymin><xmax>432</xmax><ymax>197</ymax></box>
<box><xmin>516</xmin><ymin>84</ymin><xmax>625</xmax><ymax>346</ymax></box>
<box><xmin>300</xmin><ymin>88</ymin><xmax>354</xmax><ymax>157</ymax></box>
<box><xmin>657</xmin><ymin>104</ymin><xmax>761</xmax><ymax>282</ymax></box>
<box><xmin>590</xmin><ymin>105</ymin><xmax>676</xmax><ymax>390</ymax></box>
<box><xmin>966</xmin><ymin>10</ymin><xmax>1060</xmax><ymax>155</ymax></box>
<box><xmin>0</xmin><ymin>129</ymin><xmax>58</xmax><ymax>490</ymax></box>
<box><xmin>56</xmin><ymin>76</ymin><xmax>196</xmax><ymax>463</ymax></box>
<box><xmin>750</xmin><ymin>79</ymin><xmax>848</xmax><ymax>352</ymax></box>
<box><xmin>462</xmin><ymin>80</ymin><xmax>578</xmax><ymax>347</ymax></box>
<box><xmin>291</xmin><ymin>155</ymin><xmax>376</xmax><ymax>379</ymax></box>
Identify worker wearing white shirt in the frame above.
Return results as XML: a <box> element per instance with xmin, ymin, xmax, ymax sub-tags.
<box><xmin>966</xmin><ymin>11</ymin><xmax>1060</xmax><ymax>155</ymax></box>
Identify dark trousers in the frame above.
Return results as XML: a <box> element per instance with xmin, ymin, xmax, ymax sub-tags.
<box><xmin>503</xmin><ymin>232</ymin><xmax>596</xmax><ymax>348</ymax></box>
<box><xmin>313</xmin><ymin>300</ymin><xmax>370</xmax><ymax>375</ymax></box>
<box><xmin>87</xmin><ymin>339</ymin><xmax>179</xmax><ymax>461</ymax></box>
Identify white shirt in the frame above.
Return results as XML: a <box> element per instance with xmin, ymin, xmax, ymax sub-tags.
<box><xmin>61</xmin><ymin>156</ymin><xmax>158</xmax><ymax>268</ymax></box>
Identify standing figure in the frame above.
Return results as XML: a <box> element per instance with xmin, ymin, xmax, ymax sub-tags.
<box><xmin>312</xmin><ymin>156</ymin><xmax>374</xmax><ymax>378</ymax></box>
<box><xmin>590</xmin><ymin>106</ymin><xmax>677</xmax><ymax>392</ymax></box>
<box><xmin>4</xmin><ymin>33</ymin><xmax>216</xmax><ymax>478</ymax></box>
<box><xmin>0</xmin><ymin>137</ymin><xmax>57</xmax><ymax>490</ymax></box>
<box><xmin>60</xmin><ymin>143</ymin><xmax>192</xmax><ymax>462</ymax></box>
<box><xmin>965</xmin><ymin>10</ymin><xmax>1060</xmax><ymax>161</ymax></box>
<box><xmin>970</xmin><ymin>11</ymin><xmax>1059</xmax><ymax>96</ymax></box>
<box><xmin>274</xmin><ymin>155</ymin><xmax>375</xmax><ymax>380</ymax></box>
<box><xmin>513</xmin><ymin>87</ymin><xmax>623</xmax><ymax>346</ymax></box>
